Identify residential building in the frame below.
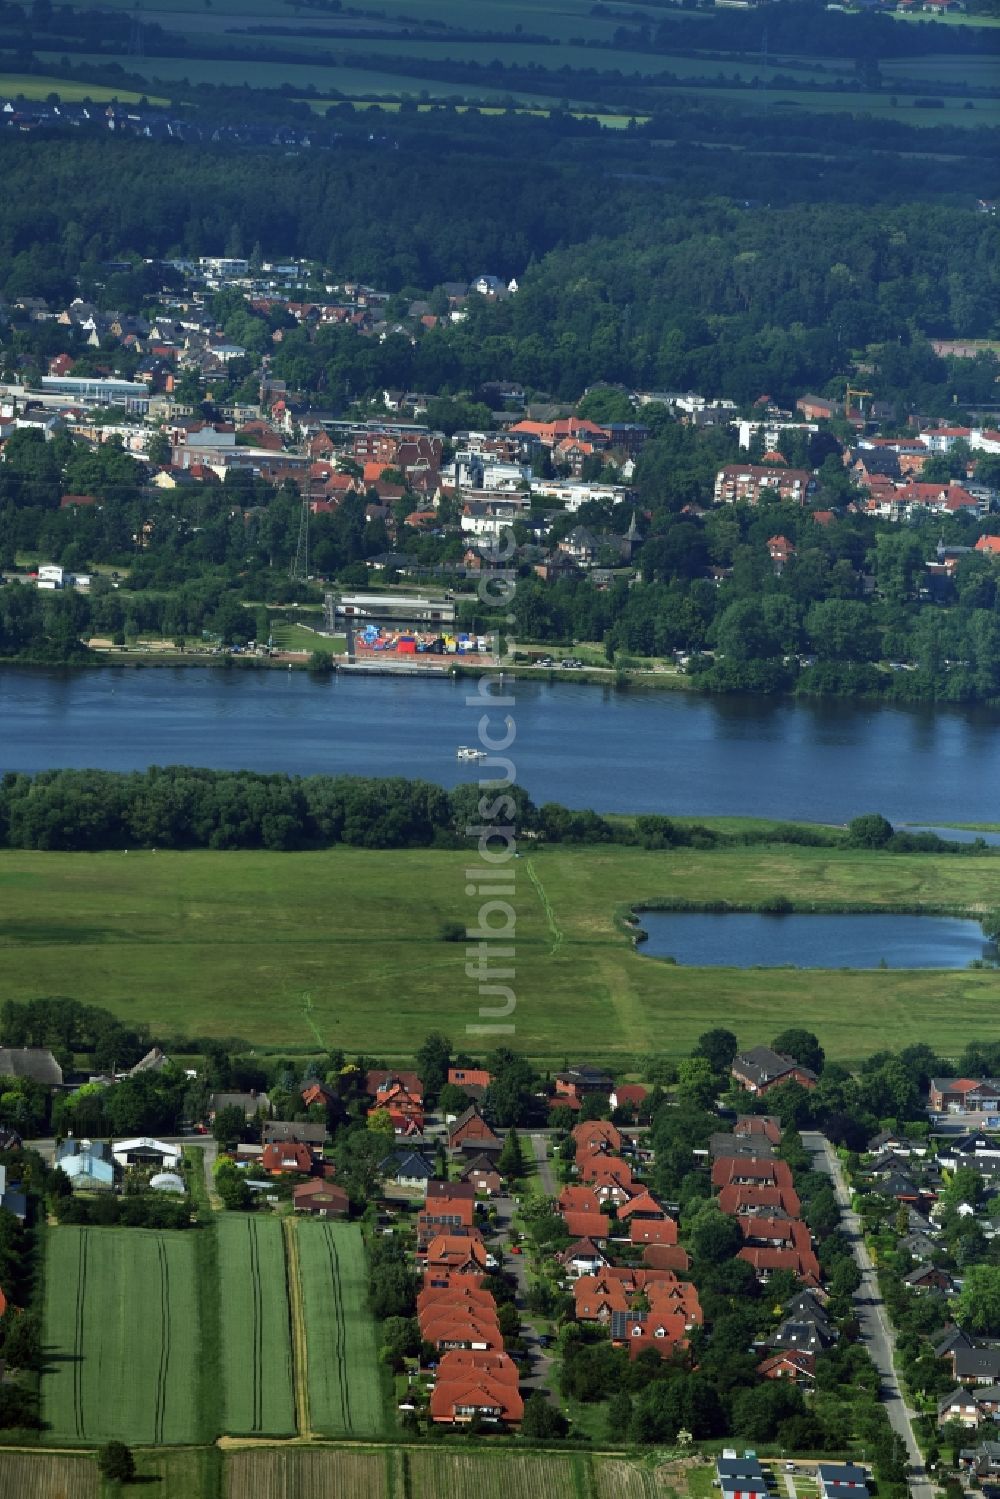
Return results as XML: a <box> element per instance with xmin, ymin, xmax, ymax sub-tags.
<box><xmin>111</xmin><ymin>1137</ymin><xmax>182</xmax><ymax>1171</ymax></box>
<box><xmin>730</xmin><ymin>1046</ymin><xmax>818</xmax><ymax>1096</ymax></box>
<box><xmin>714</xmin><ymin>464</ymin><xmax>815</xmax><ymax>506</ymax></box>
<box><xmin>293</xmin><ymin>1180</ymin><xmax>349</xmax><ymax>1218</ymax></box>
<box><xmin>429</xmin><ymin>1349</ymin><xmax>522</xmax><ymax>1427</ymax></box>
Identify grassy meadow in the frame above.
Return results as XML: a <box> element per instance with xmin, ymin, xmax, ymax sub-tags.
<box><xmin>41</xmin><ymin>1227</ymin><xmax>203</xmax><ymax>1445</ymax></box>
<box><xmin>297</xmin><ymin>1221</ymin><xmax>382</xmax><ymax>1438</ymax></box>
<box><xmin>3</xmin><ymin>839</ymin><xmax>1000</xmax><ymax>1063</ymax></box>
<box><xmin>216</xmin><ymin>1216</ymin><xmax>296</xmax><ymax>1437</ymax></box>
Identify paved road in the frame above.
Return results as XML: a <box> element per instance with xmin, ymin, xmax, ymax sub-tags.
<box><xmin>801</xmin><ymin>1131</ymin><xmax>935</xmax><ymax>1499</ymax></box>
<box><xmin>492</xmin><ymin>1190</ymin><xmax>556</xmax><ymax>1398</ymax></box>
<box><xmin>530</xmin><ymin>1133</ymin><xmax>557</xmax><ymax>1197</ymax></box>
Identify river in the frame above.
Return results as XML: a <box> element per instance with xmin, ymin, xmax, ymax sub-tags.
<box><xmin>2</xmin><ymin>666</ymin><xmax>999</xmax><ymax>824</ymax></box>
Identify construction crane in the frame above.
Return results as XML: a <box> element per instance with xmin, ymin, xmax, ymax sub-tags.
<box><xmin>844</xmin><ymin>386</ymin><xmax>873</xmax><ymax>420</ymax></box>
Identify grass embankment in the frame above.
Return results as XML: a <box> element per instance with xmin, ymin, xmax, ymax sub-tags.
<box><xmin>3</xmin><ymin>838</ymin><xmax>1000</xmax><ymax>1061</ymax></box>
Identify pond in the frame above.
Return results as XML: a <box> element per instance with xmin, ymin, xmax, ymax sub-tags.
<box><xmin>635</xmin><ymin>910</ymin><xmax>995</xmax><ymax>969</ymax></box>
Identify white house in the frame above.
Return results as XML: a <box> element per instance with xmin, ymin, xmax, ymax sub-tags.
<box><xmin>112</xmin><ymin>1137</ymin><xmax>182</xmax><ymax>1171</ymax></box>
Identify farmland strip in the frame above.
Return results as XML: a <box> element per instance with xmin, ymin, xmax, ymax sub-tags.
<box><xmin>282</xmin><ymin>1217</ymin><xmax>311</xmax><ymax>1437</ymax></box>
<box><xmin>248</xmin><ymin>1217</ymin><xmax>263</xmax><ymax>1432</ymax></box>
<box><xmin>72</xmin><ymin>1229</ymin><xmax>88</xmax><ymax>1440</ymax></box>
<box><xmin>154</xmin><ymin>1236</ymin><xmax>170</xmax><ymax>1443</ymax></box>
<box><xmin>324</xmin><ymin>1226</ymin><xmax>352</xmax><ymax>1431</ymax></box>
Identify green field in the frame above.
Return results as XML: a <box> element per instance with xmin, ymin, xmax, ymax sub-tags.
<box><xmin>36</xmin><ymin>50</ymin><xmax>565</xmax><ymax>104</ymax></box>
<box><xmin>42</xmin><ymin>1227</ymin><xmax>202</xmax><ymax>1445</ymax></box>
<box><xmin>217</xmin><ymin>1216</ymin><xmax>296</xmax><ymax>1437</ymax></box>
<box><xmin>128</xmin><ymin>1447</ymin><xmax>223</xmax><ymax>1499</ymax></box>
<box><xmin>4</xmin><ymin>840</ymin><xmax>1000</xmax><ymax>1063</ymax></box>
<box><xmin>0</xmin><ymin>71</ymin><xmax>167</xmax><ymax>102</ymax></box>
<box><xmin>297</xmin><ymin>1222</ymin><xmax>382</xmax><ymax>1438</ymax></box>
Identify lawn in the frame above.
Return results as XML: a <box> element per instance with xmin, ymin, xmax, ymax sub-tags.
<box><xmin>3</xmin><ymin>841</ymin><xmax>1000</xmax><ymax>1064</ymax></box>
<box><xmin>216</xmin><ymin>1215</ymin><xmax>296</xmax><ymax>1436</ymax></box>
<box><xmin>269</xmin><ymin>622</ymin><xmax>345</xmax><ymax>655</ymax></box>
<box><xmin>295</xmin><ymin>1221</ymin><xmax>382</xmax><ymax>1437</ymax></box>
<box><xmin>41</xmin><ymin>1227</ymin><xmax>203</xmax><ymax>1445</ymax></box>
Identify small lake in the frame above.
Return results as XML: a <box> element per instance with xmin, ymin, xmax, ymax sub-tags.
<box><xmin>636</xmin><ymin>911</ymin><xmax>995</xmax><ymax>969</ymax></box>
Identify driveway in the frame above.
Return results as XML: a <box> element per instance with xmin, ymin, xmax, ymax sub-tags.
<box><xmin>493</xmin><ymin>1189</ymin><xmax>557</xmax><ymax>1398</ymax></box>
<box><xmin>801</xmin><ymin>1130</ymin><xmax>935</xmax><ymax>1499</ymax></box>
<box><xmin>530</xmin><ymin>1132</ymin><xmax>557</xmax><ymax>1197</ymax></box>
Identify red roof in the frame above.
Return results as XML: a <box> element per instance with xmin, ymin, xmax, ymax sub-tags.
<box><xmin>642</xmin><ymin>1243</ymin><xmax>691</xmax><ymax>1272</ymax></box>
<box><xmin>976</xmin><ymin>536</ymin><xmax>1000</xmax><ymax>555</ymax></box>
<box><xmin>712</xmin><ymin>1156</ymin><xmax>794</xmax><ymax>1190</ymax></box>
<box><xmin>738</xmin><ymin>1245</ymin><xmax>821</xmax><ymax>1285</ymax></box>
<box><xmin>424</xmin><ymin>1232</ymin><xmax>487</xmax><ymax>1272</ymax></box>
<box><xmin>617</xmin><ymin>1189</ymin><xmax>668</xmax><ymax>1222</ymax></box>
<box><xmin>293</xmin><ymin>1179</ymin><xmax>348</xmax><ymax>1212</ymax></box>
<box><xmin>448</xmin><ymin>1067</ymin><xmax>492</xmax><ymax>1090</ymax></box>
<box><xmin>718</xmin><ymin>1183</ymin><xmax>802</xmax><ymax>1217</ymax></box>
<box><xmin>612</xmin><ymin>1085</ymin><xmax>648</xmax><ymax>1107</ymax></box>
<box><xmin>580</xmin><ymin>1155</ymin><xmax>634</xmax><ymax>1187</ymax></box>
<box><xmin>558</xmin><ymin>1185</ymin><xmax>601</xmax><ymax>1216</ymax></box>
<box><xmin>575</xmin><ymin>1121</ymin><xmax>620</xmax><ymax>1151</ymax></box>
<box><xmin>758</xmin><ymin>1350</ymin><xmax>815</xmax><ymax>1380</ymax></box>
<box><xmin>366</xmin><ymin>1069</ymin><xmax>423</xmax><ymax>1100</ymax></box>
<box><xmin>429</xmin><ymin>1350</ymin><xmax>523</xmax><ymax>1424</ymax></box>
<box><xmin>262</xmin><ymin>1141</ymin><xmax>313</xmax><ymax>1174</ymax></box>
<box><xmin>562</xmin><ymin>1210</ymin><xmax>610</xmax><ymax>1240</ymax></box>
<box><xmin>629</xmin><ymin>1218</ymin><xmax>679</xmax><ymax>1246</ymax></box>
<box><xmin>418</xmin><ymin>1197</ymin><xmax>475</xmax><ymax>1229</ymax></box>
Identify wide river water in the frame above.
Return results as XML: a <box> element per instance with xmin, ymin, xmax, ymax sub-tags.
<box><xmin>2</xmin><ymin>666</ymin><xmax>1000</xmax><ymax>823</ymax></box>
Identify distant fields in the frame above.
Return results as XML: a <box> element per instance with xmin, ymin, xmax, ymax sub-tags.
<box><xmin>297</xmin><ymin>1222</ymin><xmax>382</xmax><ymax>1438</ymax></box>
<box><xmin>5</xmin><ymin>839</ymin><xmax>1000</xmax><ymax>1065</ymax></box>
<box><xmin>41</xmin><ymin>1227</ymin><xmax>202</xmax><ymax>1445</ymax></box>
<box><xmin>0</xmin><ymin>71</ymin><xmax>167</xmax><ymax>102</ymax></box>
<box><xmin>217</xmin><ymin>1216</ymin><xmax>296</xmax><ymax>1437</ymax></box>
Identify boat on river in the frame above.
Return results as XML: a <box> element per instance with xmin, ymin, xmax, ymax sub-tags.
<box><xmin>456</xmin><ymin>746</ymin><xmax>488</xmax><ymax>761</ymax></box>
